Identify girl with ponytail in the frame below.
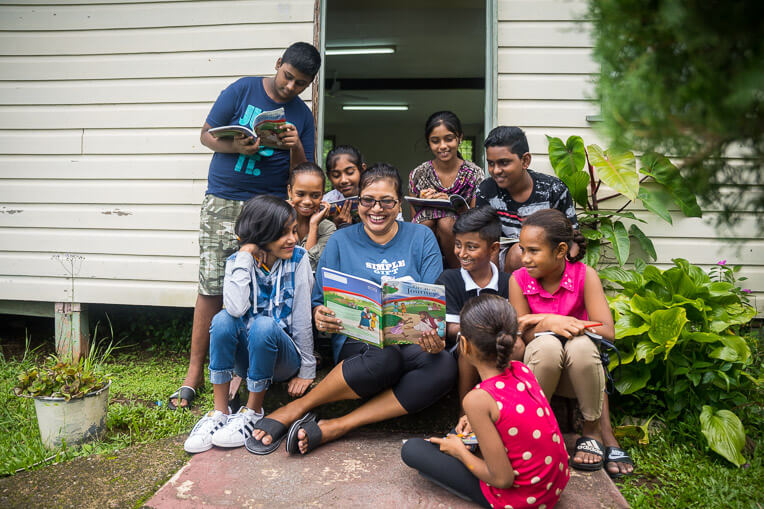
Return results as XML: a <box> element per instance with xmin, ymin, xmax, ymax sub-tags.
<box><xmin>509</xmin><ymin>208</ymin><xmax>617</xmax><ymax>473</ymax></box>
<box><xmin>402</xmin><ymin>294</ymin><xmax>569</xmax><ymax>508</ymax></box>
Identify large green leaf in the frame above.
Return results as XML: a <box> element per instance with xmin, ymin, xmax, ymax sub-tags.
<box><xmin>629</xmin><ymin>224</ymin><xmax>657</xmax><ymax>261</ymax></box>
<box><xmin>700</xmin><ymin>406</ymin><xmax>746</xmax><ymax>467</ymax></box>
<box><xmin>648</xmin><ymin>307</ymin><xmax>688</xmax><ymax>358</ymax></box>
<box><xmin>579</xmin><ymin>210</ymin><xmax>645</xmax><ymax>222</ymax></box>
<box><xmin>600</xmin><ymin>266</ymin><xmax>643</xmax><ymax>287</ymax></box>
<box><xmin>583</xmin><ymin>238</ymin><xmax>601</xmax><ymax>267</ymax></box>
<box><xmin>673</xmin><ymin>258</ymin><xmax>710</xmax><ymax>287</ymax></box>
<box><xmin>710</xmin><ymin>346</ymin><xmax>742</xmax><ymax>363</ymax></box>
<box><xmin>718</xmin><ymin>334</ymin><xmax>751</xmax><ymax>363</ymax></box>
<box><xmin>642</xmin><ymin>265</ymin><xmax>667</xmax><ymax>287</ymax></box>
<box><xmin>615</xmin><ymin>363</ymin><xmax>651</xmax><ymax>394</ymax></box>
<box><xmin>635</xmin><ymin>339</ymin><xmax>665</xmax><ymax>363</ymax></box>
<box><xmin>547</xmin><ymin>135</ymin><xmax>585</xmax><ymax>179</ymax></box>
<box><xmin>615</xmin><ymin>311</ymin><xmax>651</xmax><ymax>338</ymax></box>
<box><xmin>581</xmin><ymin>227</ymin><xmax>602</xmax><ymax>240</ymax></box>
<box><xmin>587</xmin><ymin>144</ymin><xmax>639</xmax><ymax>201</ymax></box>
<box><xmin>566</xmin><ymin>171</ymin><xmax>591</xmax><ymax>208</ymax></box>
<box><xmin>684</xmin><ymin>331</ymin><xmax>723</xmax><ymax>343</ymax></box>
<box><xmin>641</xmin><ymin>152</ymin><xmax>702</xmax><ymax>218</ymax></box>
<box><xmin>601</xmin><ymin>220</ymin><xmax>630</xmax><ymax>266</ymax></box>
<box><xmin>630</xmin><ymin>293</ymin><xmax>665</xmax><ymax>320</ymax></box>
<box><xmin>637</xmin><ymin>187</ymin><xmax>673</xmax><ymax>224</ymax></box>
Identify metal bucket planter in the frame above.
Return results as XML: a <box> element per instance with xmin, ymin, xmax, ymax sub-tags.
<box><xmin>32</xmin><ymin>381</ymin><xmax>110</xmax><ymax>449</ymax></box>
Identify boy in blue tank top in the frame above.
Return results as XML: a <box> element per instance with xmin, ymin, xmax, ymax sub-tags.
<box><xmin>169</xmin><ymin>42</ymin><xmax>321</xmax><ymax>411</ymax></box>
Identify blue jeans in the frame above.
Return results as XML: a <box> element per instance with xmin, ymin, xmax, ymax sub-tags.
<box><xmin>209</xmin><ymin>311</ymin><xmax>301</xmax><ymax>393</ymax></box>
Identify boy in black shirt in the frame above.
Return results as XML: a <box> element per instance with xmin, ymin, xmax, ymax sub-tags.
<box><xmin>436</xmin><ymin>206</ymin><xmax>524</xmax><ymax>406</ymax></box>
<box><xmin>476</xmin><ymin>126</ymin><xmax>578</xmax><ymax>273</ymax></box>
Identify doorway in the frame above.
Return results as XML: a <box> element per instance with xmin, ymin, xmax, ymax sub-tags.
<box><xmin>319</xmin><ymin>0</ymin><xmax>487</xmax><ymax>209</ymax></box>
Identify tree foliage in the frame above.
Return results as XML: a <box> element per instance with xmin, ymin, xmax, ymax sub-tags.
<box><xmin>589</xmin><ymin>0</ymin><xmax>763</xmax><ymax>223</ymax></box>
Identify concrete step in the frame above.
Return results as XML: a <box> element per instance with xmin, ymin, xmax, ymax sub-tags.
<box><xmin>147</xmin><ymin>432</ymin><xmax>628</xmax><ymax>508</ymax></box>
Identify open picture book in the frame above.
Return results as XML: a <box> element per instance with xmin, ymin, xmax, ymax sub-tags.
<box><xmin>404</xmin><ymin>194</ymin><xmax>470</xmax><ymax>215</ymax></box>
<box><xmin>208</xmin><ymin>107</ymin><xmax>290</xmax><ymax>149</ymax></box>
<box><xmin>325</xmin><ymin>195</ymin><xmax>359</xmax><ymax>222</ymax></box>
<box><xmin>321</xmin><ymin>268</ymin><xmax>446</xmax><ymax>348</ymax></box>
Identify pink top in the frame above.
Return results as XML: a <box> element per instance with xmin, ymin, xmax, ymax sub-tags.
<box><xmin>476</xmin><ymin>361</ymin><xmax>569</xmax><ymax>508</ymax></box>
<box><xmin>514</xmin><ymin>261</ymin><xmax>588</xmax><ymax>320</ymax></box>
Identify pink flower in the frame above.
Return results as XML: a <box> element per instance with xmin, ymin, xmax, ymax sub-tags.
<box><xmin>742</xmin><ymin>289</ymin><xmax>752</xmax><ymax>294</ymax></box>
<box><xmin>717</xmin><ymin>260</ymin><xmax>727</xmax><ymax>265</ymax></box>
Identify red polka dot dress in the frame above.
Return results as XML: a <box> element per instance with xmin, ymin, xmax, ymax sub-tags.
<box><xmin>476</xmin><ymin>361</ymin><xmax>569</xmax><ymax>508</ymax></box>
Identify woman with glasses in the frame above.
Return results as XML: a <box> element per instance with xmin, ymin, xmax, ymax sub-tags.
<box><xmin>247</xmin><ymin>163</ymin><xmax>457</xmax><ymax>456</ymax></box>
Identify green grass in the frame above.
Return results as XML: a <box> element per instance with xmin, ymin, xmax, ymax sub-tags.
<box><xmin>617</xmin><ymin>423</ymin><xmax>763</xmax><ymax>508</ymax></box>
<box><xmin>0</xmin><ymin>338</ymin><xmax>209</xmax><ymax>476</ymax></box>
<box><xmin>1</xmin><ymin>313</ymin><xmax>762</xmax><ymax>509</ymax></box>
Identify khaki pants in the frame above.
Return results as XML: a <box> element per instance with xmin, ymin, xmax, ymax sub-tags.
<box><xmin>523</xmin><ymin>334</ymin><xmax>604</xmax><ymax>422</ymax></box>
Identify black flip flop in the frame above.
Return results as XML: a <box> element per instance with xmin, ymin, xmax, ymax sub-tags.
<box><xmin>245</xmin><ymin>417</ymin><xmax>288</xmax><ymax>455</ymax></box>
<box><xmin>571</xmin><ymin>436</ymin><xmax>605</xmax><ymax>471</ymax></box>
<box><xmin>605</xmin><ymin>446</ymin><xmax>635</xmax><ymax>478</ymax></box>
<box><xmin>285</xmin><ymin>412</ymin><xmax>317</xmax><ymax>454</ymax></box>
<box><xmin>285</xmin><ymin>413</ymin><xmax>322</xmax><ymax>455</ymax></box>
<box><xmin>167</xmin><ymin>386</ymin><xmax>196</xmax><ymax>410</ymax></box>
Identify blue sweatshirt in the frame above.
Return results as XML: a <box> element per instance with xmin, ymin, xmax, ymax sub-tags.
<box><xmin>312</xmin><ymin>221</ymin><xmax>443</xmax><ymax>360</ymax></box>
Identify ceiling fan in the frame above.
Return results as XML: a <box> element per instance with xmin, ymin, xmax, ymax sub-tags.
<box><xmin>325</xmin><ymin>70</ymin><xmax>368</xmax><ymax>100</ymax></box>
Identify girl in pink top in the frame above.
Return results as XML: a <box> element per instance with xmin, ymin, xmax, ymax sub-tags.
<box><xmin>402</xmin><ymin>294</ymin><xmax>569</xmax><ymax>508</ymax></box>
<box><xmin>509</xmin><ymin>209</ymin><xmax>615</xmax><ymax>472</ymax></box>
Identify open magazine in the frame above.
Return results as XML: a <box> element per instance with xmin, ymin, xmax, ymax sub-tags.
<box><xmin>208</xmin><ymin>107</ymin><xmax>290</xmax><ymax>149</ymax></box>
<box><xmin>404</xmin><ymin>194</ymin><xmax>470</xmax><ymax>215</ymax></box>
<box><xmin>321</xmin><ymin>268</ymin><xmax>446</xmax><ymax>348</ymax></box>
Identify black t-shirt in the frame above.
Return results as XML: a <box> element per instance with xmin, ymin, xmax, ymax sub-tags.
<box><xmin>436</xmin><ymin>266</ymin><xmax>510</xmax><ymax>348</ymax></box>
<box><xmin>475</xmin><ymin>169</ymin><xmax>578</xmax><ymax>238</ymax></box>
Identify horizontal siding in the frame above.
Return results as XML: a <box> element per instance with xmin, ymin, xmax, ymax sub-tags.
<box><xmin>498</xmin><ymin>1</ymin><xmax>589</xmax><ymax>21</ymax></box>
<box><xmin>0</xmin><ymin>155</ymin><xmax>211</xmax><ymax>179</ymax></box>
<box><xmin>0</xmin><ymin>180</ymin><xmax>207</xmax><ymax>204</ymax></box>
<box><xmin>0</xmin><ymin>0</ymin><xmax>314</xmax><ymax>307</ymax></box>
<box><xmin>0</xmin><ymin>23</ymin><xmax>311</xmax><ymax>56</ymax></box>
<box><xmin>0</xmin><ymin>1</ymin><xmax>313</xmax><ymax>31</ymax></box>
<box><xmin>0</xmin><ymin>204</ymin><xmax>199</xmax><ymax>231</ymax></box>
<box><xmin>497</xmin><ymin>0</ymin><xmax>763</xmax><ymax>314</ymax></box>
<box><xmin>1</xmin><ymin>276</ymin><xmax>196</xmax><ymax>308</ymax></box>
<box><xmin>0</xmin><ymin>49</ymin><xmax>285</xmax><ymax>80</ymax></box>
<box><xmin>0</xmin><ymin>228</ymin><xmax>197</xmax><ymax>257</ymax></box>
<box><xmin>498</xmin><ymin>21</ymin><xmax>593</xmax><ymax>48</ymax></box>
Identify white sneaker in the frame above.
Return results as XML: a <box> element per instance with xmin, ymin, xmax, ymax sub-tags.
<box><xmin>211</xmin><ymin>406</ymin><xmax>263</xmax><ymax>448</ymax></box>
<box><xmin>184</xmin><ymin>410</ymin><xmax>228</xmax><ymax>453</ymax></box>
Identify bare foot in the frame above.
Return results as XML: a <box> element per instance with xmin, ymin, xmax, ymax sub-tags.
<box><xmin>170</xmin><ymin>374</ymin><xmax>203</xmax><ymax>408</ymax></box>
<box><xmin>251</xmin><ymin>405</ymin><xmax>304</xmax><ymax>445</ymax></box>
<box><xmin>297</xmin><ymin>419</ymin><xmax>346</xmax><ymax>454</ymax></box>
<box><xmin>573</xmin><ymin>425</ymin><xmax>604</xmax><ymax>466</ymax></box>
<box><xmin>604</xmin><ymin>447</ymin><xmax>634</xmax><ymax>476</ymax></box>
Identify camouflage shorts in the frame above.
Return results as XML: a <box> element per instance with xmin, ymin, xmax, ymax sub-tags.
<box><xmin>198</xmin><ymin>194</ymin><xmax>245</xmax><ymax>295</ymax></box>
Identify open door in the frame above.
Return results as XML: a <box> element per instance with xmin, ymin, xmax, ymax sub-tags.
<box><xmin>317</xmin><ymin>0</ymin><xmax>488</xmax><ymax>207</ymax></box>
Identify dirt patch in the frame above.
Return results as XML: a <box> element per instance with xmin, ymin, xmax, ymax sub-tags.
<box><xmin>0</xmin><ymin>436</ymin><xmax>188</xmax><ymax>509</ymax></box>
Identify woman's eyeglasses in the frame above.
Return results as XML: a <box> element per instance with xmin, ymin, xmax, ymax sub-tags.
<box><xmin>358</xmin><ymin>197</ymin><xmax>399</xmax><ymax>209</ymax></box>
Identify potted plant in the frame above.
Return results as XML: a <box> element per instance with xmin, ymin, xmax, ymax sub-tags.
<box><xmin>14</xmin><ymin>354</ymin><xmax>111</xmax><ymax>449</ymax></box>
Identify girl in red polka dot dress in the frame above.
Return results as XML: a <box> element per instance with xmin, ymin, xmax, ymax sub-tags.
<box><xmin>402</xmin><ymin>294</ymin><xmax>569</xmax><ymax>508</ymax></box>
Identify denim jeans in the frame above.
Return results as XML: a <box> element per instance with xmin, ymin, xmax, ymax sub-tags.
<box><xmin>209</xmin><ymin>310</ymin><xmax>301</xmax><ymax>393</ymax></box>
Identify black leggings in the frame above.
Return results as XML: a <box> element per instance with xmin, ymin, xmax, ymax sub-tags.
<box><xmin>401</xmin><ymin>438</ymin><xmax>490</xmax><ymax>507</ymax></box>
<box><xmin>339</xmin><ymin>339</ymin><xmax>457</xmax><ymax>413</ymax></box>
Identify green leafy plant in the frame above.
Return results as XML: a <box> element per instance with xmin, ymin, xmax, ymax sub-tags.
<box><xmin>601</xmin><ymin>258</ymin><xmax>757</xmax><ymax>466</ymax></box>
<box><xmin>14</xmin><ymin>356</ymin><xmax>109</xmax><ymax>400</ymax></box>
<box><xmin>546</xmin><ymin>136</ymin><xmax>702</xmax><ymax>267</ymax></box>
<box><xmin>14</xmin><ymin>322</ymin><xmax>116</xmax><ymax>401</ymax></box>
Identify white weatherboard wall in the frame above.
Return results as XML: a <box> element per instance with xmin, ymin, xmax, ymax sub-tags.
<box><xmin>0</xmin><ymin>0</ymin><xmax>314</xmax><ymax>307</ymax></box>
<box><xmin>497</xmin><ymin>0</ymin><xmax>764</xmax><ymax>312</ymax></box>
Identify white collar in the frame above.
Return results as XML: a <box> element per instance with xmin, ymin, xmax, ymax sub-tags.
<box><xmin>460</xmin><ymin>262</ymin><xmax>499</xmax><ymax>294</ymax></box>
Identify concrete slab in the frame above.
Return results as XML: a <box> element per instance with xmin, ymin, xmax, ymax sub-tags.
<box><xmin>147</xmin><ymin>432</ymin><xmax>628</xmax><ymax>509</ymax></box>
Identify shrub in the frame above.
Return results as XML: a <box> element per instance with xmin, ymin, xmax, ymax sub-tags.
<box><xmin>601</xmin><ymin>258</ymin><xmax>757</xmax><ymax>466</ymax></box>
